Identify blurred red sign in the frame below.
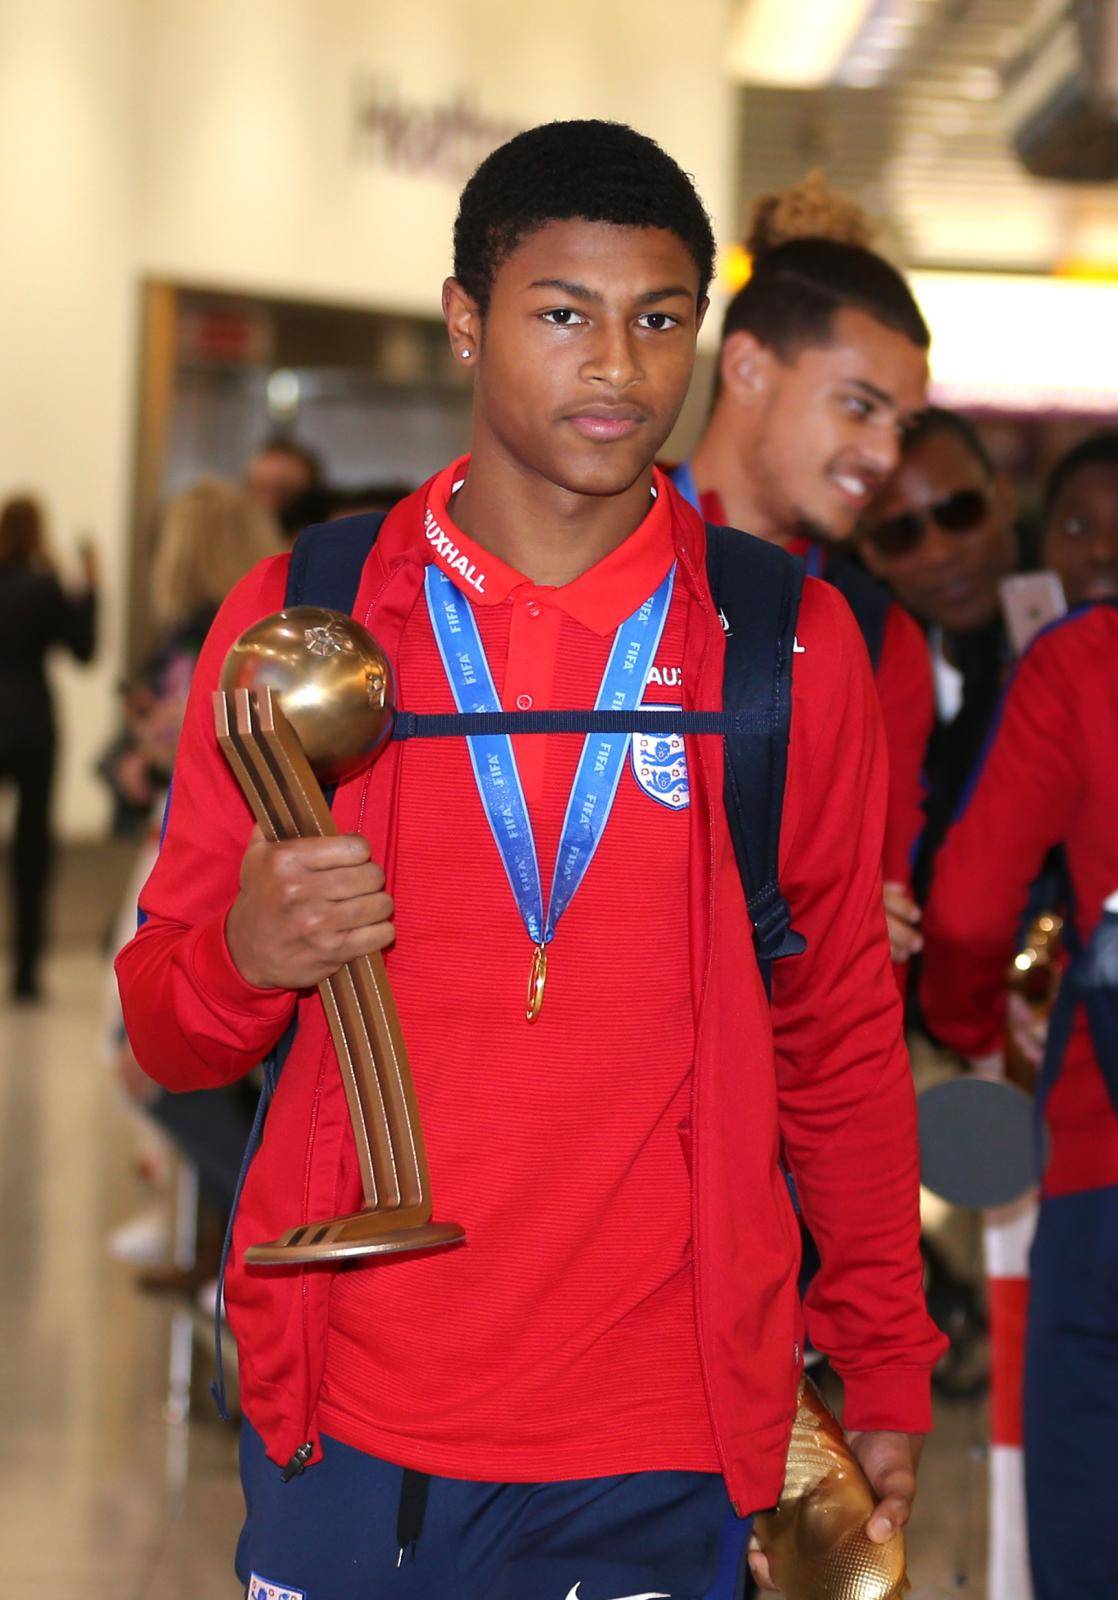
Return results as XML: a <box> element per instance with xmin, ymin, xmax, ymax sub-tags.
<box><xmin>178</xmin><ymin>304</ymin><xmax>272</xmax><ymax>365</ymax></box>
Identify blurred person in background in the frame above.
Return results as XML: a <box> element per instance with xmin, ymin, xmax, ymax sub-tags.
<box><xmin>113</xmin><ymin>477</ymin><xmax>283</xmax><ymax>816</ymax></box>
<box><xmin>99</xmin><ymin>476</ymin><xmax>292</xmax><ymax>838</ymax></box>
<box><xmin>1041</xmin><ymin>432</ymin><xmax>1118</xmax><ymax>607</ymax></box>
<box><xmin>0</xmin><ymin>493</ymin><xmax>98</xmax><ymax>1000</ymax></box>
<box><xmin>921</xmin><ymin>597</ymin><xmax>1118</xmax><ymax>1600</ymax></box>
<box><xmin>105</xmin><ymin>478</ymin><xmax>281</xmax><ymax>1287</ymax></box>
<box><xmin>245</xmin><ymin>433</ymin><xmax>325</xmax><ymax>539</ymax></box>
<box><xmin>858</xmin><ymin>408</ymin><xmax>1018</xmax><ymax>897</ymax></box>
<box><xmin>672</xmin><ymin>175</ymin><xmax>933</xmax><ymax>968</ymax></box>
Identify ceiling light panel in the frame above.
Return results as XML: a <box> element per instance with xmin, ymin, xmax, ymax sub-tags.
<box><xmin>727</xmin><ymin>0</ymin><xmax>875</xmax><ymax>87</ymax></box>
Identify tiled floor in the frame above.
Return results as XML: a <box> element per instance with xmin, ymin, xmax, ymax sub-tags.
<box><xmin>1</xmin><ymin>949</ymin><xmax>990</xmax><ymax>1598</ymax></box>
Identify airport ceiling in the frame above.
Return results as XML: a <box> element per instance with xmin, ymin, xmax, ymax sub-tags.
<box><xmin>734</xmin><ymin>0</ymin><xmax>1118</xmax><ymax>271</ymax></box>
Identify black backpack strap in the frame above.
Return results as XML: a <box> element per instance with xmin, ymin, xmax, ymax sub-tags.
<box><xmin>820</xmin><ymin>552</ymin><xmax>890</xmax><ymax>672</ymax></box>
<box><xmin>706</xmin><ymin>524</ymin><xmax>807</xmax><ymax>995</ymax></box>
<box><xmin>285</xmin><ymin>511</ymin><xmax>388</xmax><ymax>612</ymax></box>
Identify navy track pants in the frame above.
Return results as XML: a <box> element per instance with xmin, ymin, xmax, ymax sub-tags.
<box><xmin>236</xmin><ymin>1421</ymin><xmax>751</xmax><ymax>1600</ymax></box>
<box><xmin>1024</xmin><ymin>1184</ymin><xmax>1118</xmax><ymax>1600</ymax></box>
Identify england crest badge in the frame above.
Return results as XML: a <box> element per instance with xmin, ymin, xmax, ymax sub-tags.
<box><xmin>631</xmin><ymin>706</ymin><xmax>690</xmax><ymax>810</ymax></box>
<box><xmin>248</xmin><ymin>1575</ymin><xmax>307</xmax><ymax>1600</ymax></box>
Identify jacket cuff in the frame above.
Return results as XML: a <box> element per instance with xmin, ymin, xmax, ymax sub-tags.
<box><xmin>840</xmin><ymin>1365</ymin><xmax>936</xmax><ymax>1435</ymax></box>
<box><xmin>186</xmin><ymin>911</ymin><xmax>295</xmax><ymax>1023</ymax></box>
<box><xmin>925</xmin><ymin>1001</ymin><xmax>1005</xmax><ymax>1059</ymax></box>
<box><xmin>921</xmin><ymin>944</ymin><xmax>1006</xmax><ymax>1057</ymax></box>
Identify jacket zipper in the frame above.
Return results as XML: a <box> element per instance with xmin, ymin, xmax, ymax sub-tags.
<box><xmin>281</xmin><ymin>1441</ymin><xmax>313</xmax><ymax>1481</ymax></box>
<box><xmin>296</xmin><ymin>1031</ymin><xmax>331</xmax><ymax>1460</ymax></box>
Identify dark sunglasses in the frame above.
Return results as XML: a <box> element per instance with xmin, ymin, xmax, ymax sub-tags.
<box><xmin>865</xmin><ymin>487</ymin><xmax>989</xmax><ymax>557</ymax></box>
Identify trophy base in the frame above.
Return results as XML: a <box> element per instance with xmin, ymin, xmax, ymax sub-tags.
<box><xmin>244</xmin><ymin>1209</ymin><xmax>466</xmax><ymax>1265</ymax></box>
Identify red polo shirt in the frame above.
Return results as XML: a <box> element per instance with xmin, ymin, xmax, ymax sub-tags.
<box><xmin>319</xmin><ymin>462</ymin><xmax>719</xmax><ymax>1477</ymax></box>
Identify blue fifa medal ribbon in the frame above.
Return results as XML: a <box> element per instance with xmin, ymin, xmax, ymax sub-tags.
<box><xmin>425</xmin><ymin>561</ymin><xmax>676</xmax><ymax>1021</ymax></box>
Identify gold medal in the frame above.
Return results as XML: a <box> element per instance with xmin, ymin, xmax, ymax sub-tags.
<box><xmin>525</xmin><ymin>942</ymin><xmax>548</xmax><ymax>1023</ymax></box>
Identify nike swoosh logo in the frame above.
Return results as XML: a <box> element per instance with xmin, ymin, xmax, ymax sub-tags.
<box><xmin>564</xmin><ymin>1587</ymin><xmax>670</xmax><ymax>1600</ymax></box>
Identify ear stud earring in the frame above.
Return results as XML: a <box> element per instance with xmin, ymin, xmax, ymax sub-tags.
<box><xmin>461</xmin><ymin>348</ymin><xmax>472</xmax><ymax>359</ymax></box>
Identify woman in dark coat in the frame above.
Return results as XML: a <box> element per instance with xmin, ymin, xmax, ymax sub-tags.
<box><xmin>0</xmin><ymin>495</ymin><xmax>98</xmax><ymax>998</ymax></box>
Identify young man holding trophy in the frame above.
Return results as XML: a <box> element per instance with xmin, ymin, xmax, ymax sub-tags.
<box><xmin>117</xmin><ymin>121</ymin><xmax>944</xmax><ymax>1600</ymax></box>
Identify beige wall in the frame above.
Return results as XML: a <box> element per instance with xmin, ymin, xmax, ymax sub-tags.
<box><xmin>136</xmin><ymin>0</ymin><xmax>733</xmax><ymax>310</ymax></box>
<box><xmin>0</xmin><ymin>0</ymin><xmax>734</xmax><ymax>838</ymax></box>
<box><xmin>0</xmin><ymin>0</ymin><xmax>139</xmax><ymax>839</ymax></box>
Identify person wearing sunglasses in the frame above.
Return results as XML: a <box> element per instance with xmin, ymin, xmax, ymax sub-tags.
<box><xmin>672</xmin><ymin>177</ymin><xmax>934</xmax><ymax>968</ymax></box>
<box><xmin>863</xmin><ymin>480</ymin><xmax>1004</xmax><ymax>588</ymax></box>
<box><xmin>858</xmin><ymin>409</ymin><xmax>1019</xmax><ymax>901</ymax></box>
<box><xmin>858</xmin><ymin>408</ymin><xmax>1017</xmax><ymax>637</ymax></box>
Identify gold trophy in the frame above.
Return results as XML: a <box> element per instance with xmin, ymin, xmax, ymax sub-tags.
<box><xmin>1005</xmin><ymin>909</ymin><xmax>1064</xmax><ymax>1093</ymax></box>
<box><xmin>214</xmin><ymin>606</ymin><xmax>465</xmax><ymax>1266</ymax></box>
<box><xmin>753</xmin><ymin>1378</ymin><xmax>910</xmax><ymax>1600</ymax></box>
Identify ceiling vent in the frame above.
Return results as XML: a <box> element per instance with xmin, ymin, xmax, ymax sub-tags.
<box><xmin>1003</xmin><ymin>0</ymin><xmax>1118</xmax><ymax>180</ymax></box>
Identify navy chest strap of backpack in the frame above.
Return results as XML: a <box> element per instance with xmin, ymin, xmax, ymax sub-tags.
<box><xmin>210</xmin><ymin>510</ymin><xmax>807</xmax><ymax>1424</ymax></box>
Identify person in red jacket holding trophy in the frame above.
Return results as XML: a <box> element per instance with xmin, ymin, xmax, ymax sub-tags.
<box><xmin>117</xmin><ymin>121</ymin><xmax>942</xmax><ymax>1600</ymax></box>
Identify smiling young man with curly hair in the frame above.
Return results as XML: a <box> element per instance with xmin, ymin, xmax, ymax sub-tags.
<box><xmin>675</xmin><ymin>184</ymin><xmax>936</xmax><ymax>971</ymax></box>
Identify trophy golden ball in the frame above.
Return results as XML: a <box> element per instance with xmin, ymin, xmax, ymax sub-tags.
<box><xmin>220</xmin><ymin>606</ymin><xmax>395</xmax><ymax>786</ymax></box>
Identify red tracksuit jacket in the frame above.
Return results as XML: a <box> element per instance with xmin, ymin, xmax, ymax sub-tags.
<box><xmin>922</xmin><ymin>603</ymin><xmax>1118</xmax><ymax>1198</ymax></box>
<box><xmin>116</xmin><ymin>481</ymin><xmax>944</xmax><ymax>1514</ymax></box>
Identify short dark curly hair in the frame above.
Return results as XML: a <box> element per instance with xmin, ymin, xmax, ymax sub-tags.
<box><xmin>453</xmin><ymin>120</ymin><xmax>716</xmax><ymax>314</ymax></box>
